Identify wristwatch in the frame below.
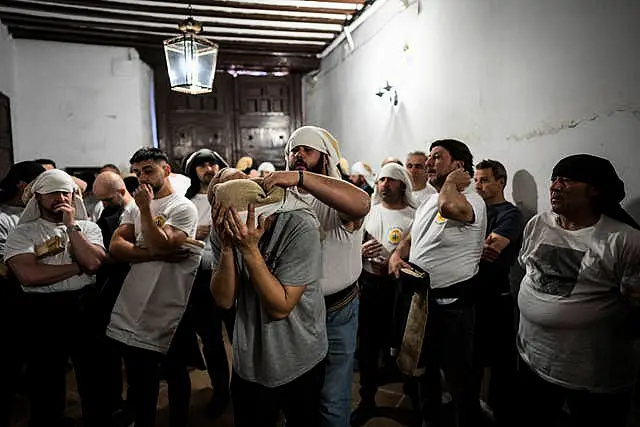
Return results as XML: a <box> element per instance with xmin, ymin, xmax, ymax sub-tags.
<box><xmin>67</xmin><ymin>224</ymin><xmax>82</xmax><ymax>233</ymax></box>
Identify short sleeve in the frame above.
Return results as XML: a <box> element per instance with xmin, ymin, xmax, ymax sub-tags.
<box><xmin>80</xmin><ymin>221</ymin><xmax>105</xmax><ymax>249</ymax></box>
<box><xmin>4</xmin><ymin>226</ymin><xmax>35</xmax><ymax>262</ymax></box>
<box><xmin>166</xmin><ymin>201</ymin><xmax>198</xmax><ymax>238</ymax></box>
<box><xmin>518</xmin><ymin>216</ymin><xmax>538</xmax><ymax>268</ymax></box>
<box><xmin>493</xmin><ymin>206</ymin><xmax>523</xmax><ymax>242</ymax></box>
<box><xmin>0</xmin><ymin>215</ymin><xmax>15</xmax><ymax>260</ymax></box>
<box><xmin>618</xmin><ymin>229</ymin><xmax>640</xmax><ymax>296</ymax></box>
<box><xmin>271</xmin><ymin>215</ymin><xmax>322</xmax><ymax>287</ymax></box>
<box><xmin>120</xmin><ymin>204</ymin><xmax>137</xmax><ymax>225</ymax></box>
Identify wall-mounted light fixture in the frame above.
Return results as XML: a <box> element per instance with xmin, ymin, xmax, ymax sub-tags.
<box><xmin>375</xmin><ymin>80</ymin><xmax>398</xmax><ymax>106</ymax></box>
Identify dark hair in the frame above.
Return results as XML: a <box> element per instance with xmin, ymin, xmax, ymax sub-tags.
<box><xmin>101</xmin><ymin>163</ymin><xmax>120</xmax><ymax>174</ymax></box>
<box><xmin>476</xmin><ymin>159</ymin><xmax>508</xmax><ymax>186</ymax></box>
<box><xmin>129</xmin><ymin>147</ymin><xmax>169</xmax><ymax>165</ymax></box>
<box><xmin>34</xmin><ymin>158</ymin><xmax>56</xmax><ymax>168</ymax></box>
<box><xmin>429</xmin><ymin>139</ymin><xmax>474</xmax><ymax>175</ymax></box>
<box><xmin>123</xmin><ymin>176</ymin><xmax>139</xmax><ymax>194</ymax></box>
<box><xmin>0</xmin><ymin>161</ymin><xmax>46</xmax><ymax>203</ymax></box>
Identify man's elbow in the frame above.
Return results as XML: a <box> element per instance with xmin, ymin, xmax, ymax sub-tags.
<box><xmin>439</xmin><ymin>203</ymin><xmax>473</xmax><ymax>223</ymax></box>
<box><xmin>267</xmin><ymin>308</ymin><xmax>291</xmax><ymax>321</ymax></box>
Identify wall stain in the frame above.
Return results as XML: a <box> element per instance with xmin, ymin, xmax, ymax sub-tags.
<box><xmin>506</xmin><ymin>106</ymin><xmax>640</xmax><ymax>142</ymax></box>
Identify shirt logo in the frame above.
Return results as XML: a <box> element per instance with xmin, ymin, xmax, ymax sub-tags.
<box><xmin>435</xmin><ymin>213</ymin><xmax>447</xmax><ymax>224</ymax></box>
<box><xmin>388</xmin><ymin>228</ymin><xmax>402</xmax><ymax>245</ymax></box>
<box><xmin>153</xmin><ymin>215</ymin><xmax>166</xmax><ymax>227</ymax></box>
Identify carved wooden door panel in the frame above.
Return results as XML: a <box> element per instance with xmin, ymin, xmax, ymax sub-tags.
<box><xmin>155</xmin><ymin>71</ymin><xmax>302</xmax><ymax>171</ymax></box>
<box><xmin>0</xmin><ymin>92</ymin><xmax>13</xmax><ymax>179</ymax></box>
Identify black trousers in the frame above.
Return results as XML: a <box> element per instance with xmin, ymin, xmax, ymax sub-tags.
<box><xmin>517</xmin><ymin>359</ymin><xmax>631</xmax><ymax>427</ymax></box>
<box><xmin>0</xmin><ymin>280</ymin><xmax>25</xmax><ymax>427</ymax></box>
<box><xmin>231</xmin><ymin>361</ymin><xmax>325</xmax><ymax>427</ymax></box>
<box><xmin>418</xmin><ymin>301</ymin><xmax>475</xmax><ymax>427</ymax></box>
<box><xmin>470</xmin><ymin>293</ymin><xmax>517</xmax><ymax>426</ymax></box>
<box><xmin>22</xmin><ymin>286</ymin><xmax>109</xmax><ymax>427</ymax></box>
<box><xmin>186</xmin><ymin>268</ymin><xmax>233</xmax><ymax>402</ymax></box>
<box><xmin>357</xmin><ymin>271</ymin><xmax>397</xmax><ymax>402</ymax></box>
<box><xmin>120</xmin><ymin>340</ymin><xmax>191</xmax><ymax>427</ymax></box>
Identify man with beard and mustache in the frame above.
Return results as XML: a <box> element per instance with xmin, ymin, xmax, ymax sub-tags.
<box><xmin>4</xmin><ymin>169</ymin><xmax>109</xmax><ymax>427</ymax></box>
<box><xmin>264</xmin><ymin>126</ymin><xmax>371</xmax><ymax>427</ymax></box>
<box><xmin>516</xmin><ymin>155</ymin><xmax>640</xmax><ymax>427</ymax></box>
<box><xmin>351</xmin><ymin>163</ymin><xmax>418</xmax><ymax>426</ymax></box>
<box><xmin>389</xmin><ymin>139</ymin><xmax>486</xmax><ymax>427</ymax></box>
<box><xmin>106</xmin><ymin>148</ymin><xmax>201</xmax><ymax>427</ymax></box>
<box><xmin>183</xmin><ymin>149</ymin><xmax>233</xmax><ymax>419</ymax></box>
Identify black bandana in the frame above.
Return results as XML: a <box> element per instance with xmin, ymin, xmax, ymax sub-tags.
<box><xmin>552</xmin><ymin>154</ymin><xmax>639</xmax><ymax>229</ymax></box>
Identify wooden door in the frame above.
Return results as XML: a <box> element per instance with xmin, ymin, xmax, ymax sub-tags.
<box><xmin>0</xmin><ymin>92</ymin><xmax>13</xmax><ymax>179</ymax></box>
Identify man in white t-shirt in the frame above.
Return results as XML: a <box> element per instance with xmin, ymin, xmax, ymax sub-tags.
<box><xmin>264</xmin><ymin>126</ymin><xmax>371</xmax><ymax>427</ymax></box>
<box><xmin>390</xmin><ymin>139</ymin><xmax>486</xmax><ymax>427</ymax></box>
<box><xmin>351</xmin><ymin>163</ymin><xmax>417</xmax><ymax>426</ymax></box>
<box><xmin>5</xmin><ymin>169</ymin><xmax>109</xmax><ymax>427</ymax></box>
<box><xmin>516</xmin><ymin>154</ymin><xmax>640</xmax><ymax>427</ymax></box>
<box><xmin>183</xmin><ymin>148</ymin><xmax>233</xmax><ymax>419</ymax></box>
<box><xmin>106</xmin><ymin>148</ymin><xmax>200</xmax><ymax>427</ymax></box>
<box><xmin>405</xmin><ymin>150</ymin><xmax>436</xmax><ymax>207</ymax></box>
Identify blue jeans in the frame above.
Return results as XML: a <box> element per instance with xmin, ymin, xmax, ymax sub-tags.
<box><xmin>320</xmin><ymin>296</ymin><xmax>359</xmax><ymax>427</ymax></box>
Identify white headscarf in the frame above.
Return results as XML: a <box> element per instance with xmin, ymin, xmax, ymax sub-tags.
<box><xmin>350</xmin><ymin>161</ymin><xmax>376</xmax><ymax>188</ymax></box>
<box><xmin>257</xmin><ymin>162</ymin><xmax>276</xmax><ymax>173</ymax></box>
<box><xmin>372</xmin><ymin>163</ymin><xmax>418</xmax><ymax>208</ymax></box>
<box><xmin>284</xmin><ymin>126</ymin><xmax>342</xmax><ymax>179</ymax></box>
<box><xmin>19</xmin><ymin>169</ymin><xmax>88</xmax><ymax>224</ymax></box>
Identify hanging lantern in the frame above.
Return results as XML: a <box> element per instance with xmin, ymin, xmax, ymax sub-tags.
<box><xmin>163</xmin><ymin>16</ymin><xmax>218</xmax><ymax>95</ymax></box>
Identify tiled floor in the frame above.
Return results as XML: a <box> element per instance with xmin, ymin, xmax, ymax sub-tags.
<box><xmin>9</xmin><ymin>368</ymin><xmax>419</xmax><ymax>427</ymax></box>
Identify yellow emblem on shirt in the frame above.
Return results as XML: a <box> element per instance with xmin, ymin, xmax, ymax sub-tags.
<box><xmin>153</xmin><ymin>215</ymin><xmax>166</xmax><ymax>227</ymax></box>
<box><xmin>435</xmin><ymin>213</ymin><xmax>447</xmax><ymax>224</ymax></box>
<box><xmin>388</xmin><ymin>228</ymin><xmax>402</xmax><ymax>245</ymax></box>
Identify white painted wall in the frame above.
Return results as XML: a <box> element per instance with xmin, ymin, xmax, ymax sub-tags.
<box><xmin>12</xmin><ymin>39</ymin><xmax>153</xmax><ymax>170</ymax></box>
<box><xmin>304</xmin><ymin>0</ymin><xmax>640</xmax><ymax>221</ymax></box>
<box><xmin>0</xmin><ymin>21</ymin><xmax>15</xmax><ymax>100</ymax></box>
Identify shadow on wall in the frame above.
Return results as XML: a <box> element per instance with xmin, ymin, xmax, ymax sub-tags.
<box><xmin>509</xmin><ymin>170</ymin><xmax>539</xmax><ymax>322</ymax></box>
<box><xmin>624</xmin><ymin>198</ymin><xmax>640</xmax><ymax>226</ymax></box>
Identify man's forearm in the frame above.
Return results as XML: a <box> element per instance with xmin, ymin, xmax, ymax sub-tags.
<box><xmin>110</xmin><ymin>238</ymin><xmax>160</xmax><ymax>263</ymax></box>
<box><xmin>68</xmin><ymin>231</ymin><xmax>104</xmax><ymax>272</ymax></box>
<box><xmin>211</xmin><ymin>248</ymin><xmax>238</xmax><ymax>309</ymax></box>
<box><xmin>438</xmin><ymin>182</ymin><xmax>473</xmax><ymax>222</ymax></box>
<box><xmin>395</xmin><ymin>235</ymin><xmax>411</xmax><ymax>260</ymax></box>
<box><xmin>300</xmin><ymin>171</ymin><xmax>370</xmax><ymax>220</ymax></box>
<box><xmin>19</xmin><ymin>263</ymin><xmax>81</xmax><ymax>286</ymax></box>
<box><xmin>139</xmin><ymin>208</ymin><xmax>173</xmax><ymax>254</ymax></box>
<box><xmin>242</xmin><ymin>246</ymin><xmax>297</xmax><ymax>320</ymax></box>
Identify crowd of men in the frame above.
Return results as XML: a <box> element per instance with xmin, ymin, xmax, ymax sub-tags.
<box><xmin>0</xmin><ymin>128</ymin><xmax>638</xmax><ymax>427</ymax></box>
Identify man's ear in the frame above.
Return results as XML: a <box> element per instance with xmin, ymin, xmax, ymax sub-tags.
<box><xmin>162</xmin><ymin>162</ymin><xmax>171</xmax><ymax>177</ymax></box>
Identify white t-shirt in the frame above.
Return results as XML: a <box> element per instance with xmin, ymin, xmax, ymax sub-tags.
<box><xmin>190</xmin><ymin>193</ymin><xmax>214</xmax><ymax>270</ymax></box>
<box><xmin>169</xmin><ymin>173</ymin><xmax>191</xmax><ymax>197</ymax></box>
<box><xmin>300</xmin><ymin>193</ymin><xmax>363</xmax><ymax>296</ymax></box>
<box><xmin>106</xmin><ymin>193</ymin><xmax>200</xmax><ymax>354</ymax></box>
<box><xmin>191</xmin><ymin>193</ymin><xmax>211</xmax><ymax>227</ymax></box>
<box><xmin>4</xmin><ymin>218</ymin><xmax>104</xmax><ymax>293</ymax></box>
<box><xmin>517</xmin><ymin>212</ymin><xmax>640</xmax><ymax>392</ymax></box>
<box><xmin>0</xmin><ymin>204</ymin><xmax>24</xmax><ymax>262</ymax></box>
<box><xmin>363</xmin><ymin>204</ymin><xmax>415</xmax><ymax>275</ymax></box>
<box><xmin>412</xmin><ymin>185</ymin><xmax>437</xmax><ymax>207</ymax></box>
<box><xmin>409</xmin><ymin>187</ymin><xmax>486</xmax><ymax>289</ymax></box>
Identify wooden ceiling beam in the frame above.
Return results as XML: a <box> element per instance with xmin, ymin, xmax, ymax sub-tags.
<box><xmin>2</xmin><ymin>1</ymin><xmax>340</xmax><ymax>33</ymax></box>
<box><xmin>0</xmin><ymin>13</ymin><xmax>331</xmax><ymax>45</ymax></box>
<box><xmin>38</xmin><ymin>0</ymin><xmax>349</xmax><ymax>25</ymax></box>
<box><xmin>149</xmin><ymin>0</ymin><xmax>360</xmax><ymax>15</ymax></box>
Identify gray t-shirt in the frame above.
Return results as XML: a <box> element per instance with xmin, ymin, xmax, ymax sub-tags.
<box><xmin>211</xmin><ymin>209</ymin><xmax>328</xmax><ymax>388</ymax></box>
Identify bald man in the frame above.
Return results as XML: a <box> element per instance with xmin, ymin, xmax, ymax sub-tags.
<box><xmin>92</xmin><ymin>171</ymin><xmax>135</xmax><ymax>423</ymax></box>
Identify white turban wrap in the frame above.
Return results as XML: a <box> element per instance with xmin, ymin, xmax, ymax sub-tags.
<box><xmin>350</xmin><ymin>161</ymin><xmax>376</xmax><ymax>188</ymax></box>
<box><xmin>284</xmin><ymin>126</ymin><xmax>342</xmax><ymax>179</ymax></box>
<box><xmin>19</xmin><ymin>169</ymin><xmax>88</xmax><ymax>224</ymax></box>
<box><xmin>372</xmin><ymin>163</ymin><xmax>417</xmax><ymax>208</ymax></box>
